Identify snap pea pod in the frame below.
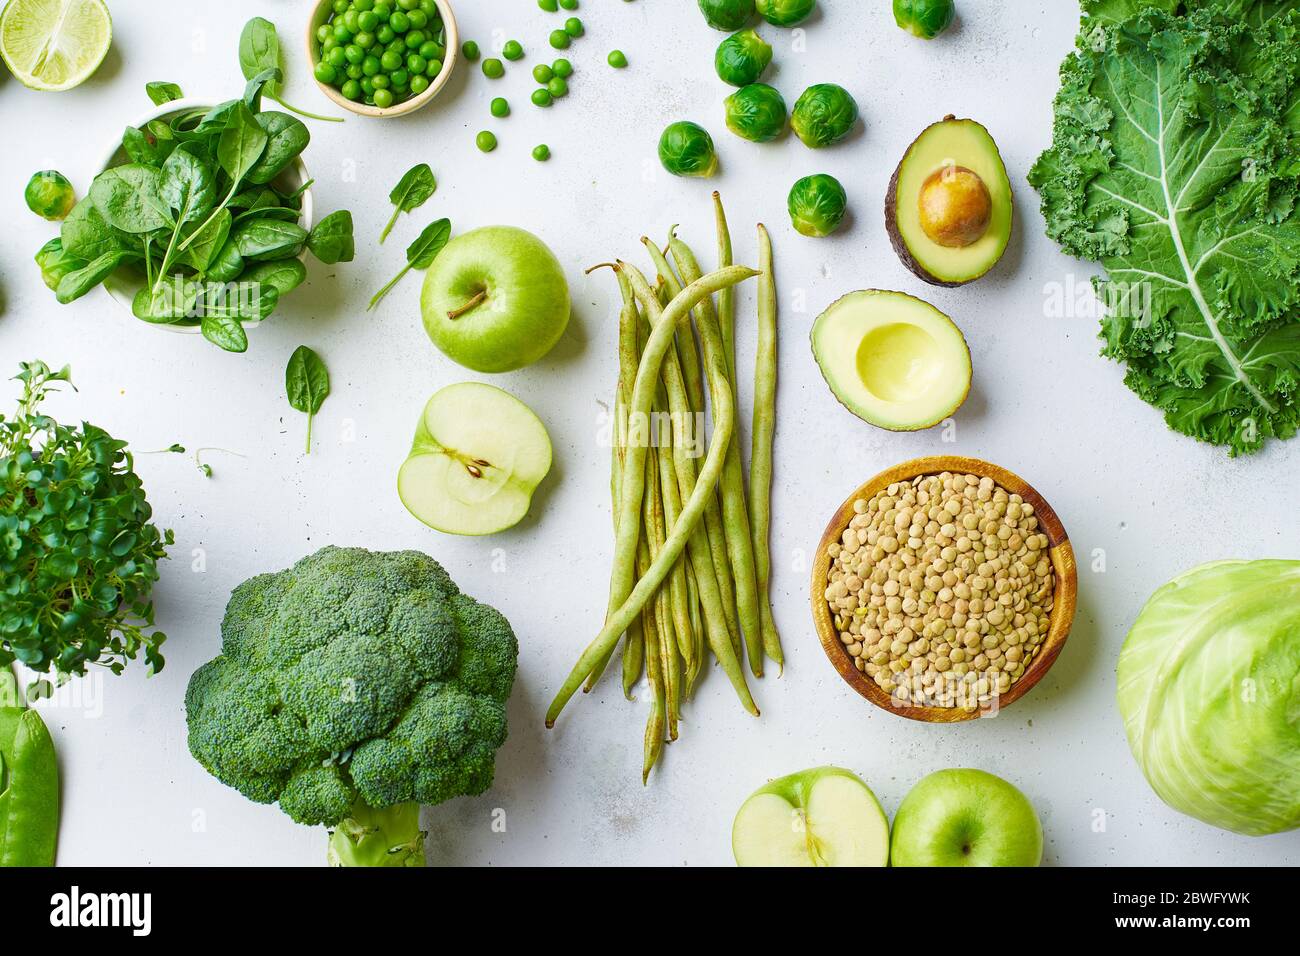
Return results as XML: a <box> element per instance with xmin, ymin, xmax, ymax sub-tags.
<box><xmin>751</xmin><ymin>224</ymin><xmax>784</xmax><ymax>669</ymax></box>
<box><xmin>639</xmin><ymin>239</ymin><xmax>740</xmax><ymax>652</ymax></box>
<box><xmin>0</xmin><ymin>670</ymin><xmax>59</xmax><ymax>867</ymax></box>
<box><xmin>547</xmin><ymin>265</ymin><xmax>760</xmax><ymax>726</ymax></box>
<box><xmin>668</xmin><ymin>231</ymin><xmax>765</xmax><ymax>678</ymax></box>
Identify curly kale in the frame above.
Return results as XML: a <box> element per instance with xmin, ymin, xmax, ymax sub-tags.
<box><xmin>184</xmin><ymin>546</ymin><xmax>518</xmax><ymax>866</ymax></box>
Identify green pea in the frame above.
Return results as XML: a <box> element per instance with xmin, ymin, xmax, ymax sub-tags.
<box><xmin>315</xmin><ymin>61</ymin><xmax>338</xmax><ymax>84</ymax></box>
<box><xmin>491</xmin><ymin>96</ymin><xmax>510</xmax><ymax>117</ymax></box>
<box><xmin>374</xmin><ymin>0</ymin><xmax>392</xmax><ymax>15</ymax></box>
<box><xmin>343</xmin><ymin>9</ymin><xmax>360</xmax><ymax>32</ymax></box>
<box><xmin>407</xmin><ymin>53</ymin><xmax>427</xmax><ymax>74</ymax></box>
<box><xmin>372</xmin><ymin>73</ymin><xmax>390</xmax><ymax>89</ymax></box>
<box><xmin>564</xmin><ymin>17</ymin><xmax>583</xmax><ymax>37</ymax></box>
<box><xmin>361</xmin><ymin>76</ymin><xmax>375</xmax><ymax>95</ymax></box>
<box><xmin>477</xmin><ymin>130</ymin><xmax>498</xmax><ymax>152</ymax></box>
<box><xmin>377</xmin><ymin>25</ymin><xmax>395</xmax><ymax>43</ymax></box>
<box><xmin>608</xmin><ymin>49</ymin><xmax>627</xmax><ymax>68</ymax></box>
<box><xmin>359</xmin><ymin>10</ymin><xmax>380</xmax><ymax>31</ymax></box>
<box><xmin>549</xmin><ymin>29</ymin><xmax>570</xmax><ymax>49</ymax></box>
<box><xmin>502</xmin><ymin>39</ymin><xmax>524</xmax><ymax>60</ymax></box>
<box><xmin>419</xmin><ymin>39</ymin><xmax>439</xmax><ymax>58</ymax></box>
<box><xmin>362</xmin><ymin>54</ymin><xmax>381</xmax><ymax>75</ymax></box>
<box><xmin>410</xmin><ymin>73</ymin><xmax>430</xmax><ymax>94</ymax></box>
<box><xmin>322</xmin><ymin>34</ymin><xmax>339</xmax><ymax>53</ymax></box>
<box><xmin>375</xmin><ymin>87</ymin><xmax>396</xmax><ymax>108</ymax></box>
<box><xmin>426</xmin><ymin>58</ymin><xmax>443</xmax><ymax>76</ymax></box>
<box><xmin>531</xmin><ymin>88</ymin><xmax>553</xmax><ymax>107</ymax></box>
<box><xmin>356</xmin><ymin>0</ymin><xmax>374</xmax><ymax>10</ymax></box>
<box><xmin>560</xmin><ymin>0</ymin><xmax>578</xmax><ymax>8</ymax></box>
<box><xmin>532</xmin><ymin>144</ymin><xmax>551</xmax><ymax>161</ymax></box>
<box><xmin>333</xmin><ymin>20</ymin><xmax>353</xmax><ymax>42</ymax></box>
<box><xmin>344</xmin><ymin>43</ymin><xmax>363</xmax><ymax>63</ymax></box>
<box><xmin>547</xmin><ymin>76</ymin><xmax>568</xmax><ymax>98</ymax></box>
<box><xmin>407</xmin><ymin>9</ymin><xmax>428</xmax><ymax>29</ymax></box>
<box><xmin>333</xmin><ymin>0</ymin><xmax>348</xmax><ymax>13</ymax></box>
<box><xmin>317</xmin><ymin>24</ymin><xmax>331</xmax><ymax>43</ymax></box>
<box><xmin>381</xmin><ymin>49</ymin><xmax>402</xmax><ymax>70</ymax></box>
<box><xmin>538</xmin><ymin>0</ymin><xmax>558</xmax><ymax>9</ymax></box>
<box><xmin>398</xmin><ymin>0</ymin><xmax>417</xmax><ymax>9</ymax></box>
<box><xmin>390</xmin><ymin>11</ymin><xmax>410</xmax><ymax>32</ymax></box>
<box><xmin>346</xmin><ymin>63</ymin><xmax>364</xmax><ymax>79</ymax></box>
<box><xmin>341</xmin><ymin>78</ymin><xmax>362</xmax><ymax>100</ymax></box>
<box><xmin>533</xmin><ymin>63</ymin><xmax>554</xmax><ymax>83</ymax></box>
<box><xmin>327</xmin><ymin>45</ymin><xmax>347</xmax><ymax>67</ymax></box>
<box><xmin>391</xmin><ymin>67</ymin><xmax>410</xmax><ymax>86</ymax></box>
<box><xmin>482</xmin><ymin>57</ymin><xmax>504</xmax><ymax>78</ymax></box>
<box><xmin>405</xmin><ymin>29</ymin><xmax>425</xmax><ymax>49</ymax></box>
<box><xmin>552</xmin><ymin>57</ymin><xmax>573</xmax><ymax>77</ymax></box>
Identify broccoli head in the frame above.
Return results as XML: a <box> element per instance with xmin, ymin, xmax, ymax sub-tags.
<box><xmin>184</xmin><ymin>546</ymin><xmax>518</xmax><ymax>866</ymax></box>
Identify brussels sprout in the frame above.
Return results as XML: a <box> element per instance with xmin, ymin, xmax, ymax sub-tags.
<box><xmin>658</xmin><ymin>121</ymin><xmax>719</xmax><ymax>178</ymax></box>
<box><xmin>791</xmin><ymin>83</ymin><xmax>859</xmax><ymax>148</ymax></box>
<box><xmin>724</xmin><ymin>84</ymin><xmax>787</xmax><ymax>143</ymax></box>
<box><xmin>25</xmin><ymin>170</ymin><xmax>76</xmax><ymax>221</ymax></box>
<box><xmin>34</xmin><ymin>238</ymin><xmax>87</xmax><ymax>291</ymax></box>
<box><xmin>788</xmin><ymin>174</ymin><xmax>847</xmax><ymax>237</ymax></box>
<box><xmin>756</xmin><ymin>0</ymin><xmax>816</xmax><ymax>27</ymax></box>
<box><xmin>715</xmin><ymin>29</ymin><xmax>772</xmax><ymax>86</ymax></box>
<box><xmin>893</xmin><ymin>0</ymin><xmax>956</xmax><ymax>39</ymax></box>
<box><xmin>698</xmin><ymin>0</ymin><xmax>755</xmax><ymax>31</ymax></box>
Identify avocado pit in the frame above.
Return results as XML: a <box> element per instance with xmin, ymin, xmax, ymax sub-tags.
<box><xmin>918</xmin><ymin>164</ymin><xmax>992</xmax><ymax>248</ymax></box>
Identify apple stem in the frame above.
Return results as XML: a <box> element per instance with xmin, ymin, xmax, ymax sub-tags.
<box><xmin>447</xmin><ymin>289</ymin><xmax>488</xmax><ymax>320</ymax></box>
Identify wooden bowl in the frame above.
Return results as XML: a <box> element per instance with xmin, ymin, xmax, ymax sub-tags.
<box><xmin>306</xmin><ymin>0</ymin><xmax>459</xmax><ymax>118</ymax></box>
<box><xmin>810</xmin><ymin>456</ymin><xmax>1077</xmax><ymax>723</ymax></box>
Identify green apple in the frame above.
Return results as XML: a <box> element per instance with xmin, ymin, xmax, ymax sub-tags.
<box><xmin>890</xmin><ymin>768</ymin><xmax>1042</xmax><ymax>867</ymax></box>
<box><xmin>732</xmin><ymin>767</ymin><xmax>890</xmax><ymax>867</ymax></box>
<box><xmin>397</xmin><ymin>382</ymin><xmax>553</xmax><ymax>536</ymax></box>
<box><xmin>420</xmin><ymin>226</ymin><xmax>571</xmax><ymax>373</ymax></box>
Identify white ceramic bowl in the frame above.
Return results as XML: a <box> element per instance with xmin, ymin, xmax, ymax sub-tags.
<box><xmin>93</xmin><ymin>97</ymin><xmax>314</xmax><ymax>334</ymax></box>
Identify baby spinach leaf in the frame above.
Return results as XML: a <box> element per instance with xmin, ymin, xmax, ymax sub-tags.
<box><xmin>55</xmin><ymin>251</ymin><xmax>127</xmax><ymax>304</ymax></box>
<box><xmin>180</xmin><ymin>208</ymin><xmax>233</xmax><ymax>272</ymax></box>
<box><xmin>123</xmin><ymin>126</ymin><xmax>175</xmax><ymax>167</ymax></box>
<box><xmin>243</xmin><ymin>258</ymin><xmax>307</xmax><ymax>296</ymax></box>
<box><xmin>159</xmin><ymin>148</ymin><xmax>216</xmax><ymax>226</ymax></box>
<box><xmin>132</xmin><ymin>278</ymin><xmax>200</xmax><ymax>324</ymax></box>
<box><xmin>380</xmin><ymin>163</ymin><xmax>436</xmax><ymax>243</ymax></box>
<box><xmin>89</xmin><ymin>165</ymin><xmax>170</xmax><ymax>234</ymax></box>
<box><xmin>206</xmin><ymin>238</ymin><xmax>245</xmax><ymax>283</ymax></box>
<box><xmin>368</xmin><ymin>218</ymin><xmax>450</xmax><ymax>310</ymax></box>
<box><xmin>61</xmin><ymin>199</ymin><xmax>129</xmax><ymax>260</ymax></box>
<box><xmin>217</xmin><ymin>102</ymin><xmax>270</xmax><ymax>187</ymax></box>
<box><xmin>242</xmin><ymin>66</ymin><xmax>280</xmax><ymax>113</ymax></box>
<box><xmin>284</xmin><ymin>345</ymin><xmax>330</xmax><ymax>453</ymax></box>
<box><xmin>238</xmin><ymin>17</ymin><xmax>343</xmax><ymax>123</ymax></box>
<box><xmin>34</xmin><ymin>238</ymin><xmax>87</xmax><ymax>292</ymax></box>
<box><xmin>307</xmin><ymin>210</ymin><xmax>355</xmax><ymax>264</ymax></box>
<box><xmin>146</xmin><ymin>81</ymin><xmax>184</xmax><ymax>106</ymax></box>
<box><xmin>233</xmin><ymin>205</ymin><xmax>300</xmax><ymax>226</ymax></box>
<box><xmin>232</xmin><ymin>219</ymin><xmax>307</xmax><ymax>261</ymax></box>
<box><xmin>246</xmin><ymin>111</ymin><xmax>309</xmax><ymax>185</ymax></box>
<box><xmin>200</xmin><ymin>311</ymin><xmax>250</xmax><ymax>352</ymax></box>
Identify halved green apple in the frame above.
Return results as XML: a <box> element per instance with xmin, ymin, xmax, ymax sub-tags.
<box><xmin>811</xmin><ymin>289</ymin><xmax>971</xmax><ymax>431</ymax></box>
<box><xmin>732</xmin><ymin>766</ymin><xmax>890</xmax><ymax>866</ymax></box>
<box><xmin>398</xmin><ymin>382</ymin><xmax>553</xmax><ymax>536</ymax></box>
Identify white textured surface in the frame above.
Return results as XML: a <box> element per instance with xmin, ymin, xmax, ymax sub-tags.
<box><xmin>1</xmin><ymin>0</ymin><xmax>1296</xmax><ymax>867</ymax></box>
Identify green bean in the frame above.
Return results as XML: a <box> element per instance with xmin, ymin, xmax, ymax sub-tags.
<box><xmin>668</xmin><ymin>230</ymin><xmax>764</xmax><ymax>678</ymax></box>
<box><xmin>684</xmin><ymin>558</ymin><xmax>704</xmax><ymax>695</ymax></box>
<box><xmin>656</xmin><ymin>430</ymin><xmax>696</xmax><ymax>682</ymax></box>
<box><xmin>643</xmin><ymin>442</ymin><xmax>680</xmax><ymax>742</ymax></box>
<box><xmin>752</xmin><ymin>223</ymin><xmax>784</xmax><ymax>669</ymax></box>
<box><xmin>624</xmin><ymin>265</ymin><xmax>757</xmax><ymax>715</ymax></box>
<box><xmin>548</xmin><ymin>265</ymin><xmax>759</xmax><ymax>726</ymax></box>
<box><xmin>640</xmin><ymin>239</ymin><xmax>739</xmax><ymax>646</ymax></box>
<box><xmin>714</xmin><ymin>192</ymin><xmax>738</xmax><ymax>382</ymax></box>
<box><xmin>639</xmin><ymin>538</ymin><xmax>665</xmax><ymax>783</ymax></box>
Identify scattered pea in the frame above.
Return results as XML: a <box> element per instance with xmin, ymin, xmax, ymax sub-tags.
<box><xmin>533</xmin><ymin>63</ymin><xmax>554</xmax><ymax>84</ymax></box>
<box><xmin>552</xmin><ymin>58</ymin><xmax>573</xmax><ymax>78</ymax></box>
<box><xmin>502</xmin><ymin>39</ymin><xmax>524</xmax><ymax>61</ymax></box>
<box><xmin>476</xmin><ymin>130</ymin><xmax>498</xmax><ymax>152</ymax></box>
<box><xmin>490</xmin><ymin>96</ymin><xmax>510</xmax><ymax>117</ymax></box>
<box><xmin>462</xmin><ymin>39</ymin><xmax>480</xmax><ymax>61</ymax></box>
<box><xmin>608</xmin><ymin>50</ymin><xmax>627</xmax><ymax>68</ymax></box>
<box><xmin>538</xmin><ymin>0</ymin><xmax>558</xmax><ymax>9</ymax></box>
<box><xmin>547</xmin><ymin>76</ymin><xmax>568</xmax><ymax>98</ymax></box>
<box><xmin>531</xmin><ymin>88</ymin><xmax>553</xmax><ymax>107</ymax></box>
<box><xmin>564</xmin><ymin>17</ymin><xmax>584</xmax><ymax>37</ymax></box>
<box><xmin>532</xmin><ymin>144</ymin><xmax>551</xmax><ymax>161</ymax></box>
<box><xmin>559</xmin><ymin>0</ymin><xmax>578</xmax><ymax>8</ymax></box>
<box><xmin>549</xmin><ymin>29</ymin><xmax>570</xmax><ymax>49</ymax></box>
<box><xmin>482</xmin><ymin>57</ymin><xmax>504</xmax><ymax>78</ymax></box>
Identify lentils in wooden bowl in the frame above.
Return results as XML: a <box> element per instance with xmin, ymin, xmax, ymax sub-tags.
<box><xmin>811</xmin><ymin>457</ymin><xmax>1077</xmax><ymax>722</ymax></box>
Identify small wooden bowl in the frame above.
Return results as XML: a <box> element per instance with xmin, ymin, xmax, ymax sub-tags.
<box><xmin>306</xmin><ymin>0</ymin><xmax>459</xmax><ymax>118</ymax></box>
<box><xmin>810</xmin><ymin>456</ymin><xmax>1077</xmax><ymax>723</ymax></box>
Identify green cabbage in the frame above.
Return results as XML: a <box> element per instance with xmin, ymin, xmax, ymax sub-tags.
<box><xmin>1117</xmin><ymin>559</ymin><xmax>1300</xmax><ymax>836</ymax></box>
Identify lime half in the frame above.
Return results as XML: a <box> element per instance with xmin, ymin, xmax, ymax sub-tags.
<box><xmin>0</xmin><ymin>0</ymin><xmax>111</xmax><ymax>91</ymax></box>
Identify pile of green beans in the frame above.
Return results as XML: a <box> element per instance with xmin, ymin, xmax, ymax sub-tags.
<box><xmin>547</xmin><ymin>194</ymin><xmax>783</xmax><ymax>780</ymax></box>
<box><xmin>0</xmin><ymin>669</ymin><xmax>59</xmax><ymax>866</ymax></box>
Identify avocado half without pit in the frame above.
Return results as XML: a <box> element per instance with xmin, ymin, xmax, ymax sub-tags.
<box><xmin>885</xmin><ymin>115</ymin><xmax>1013</xmax><ymax>287</ymax></box>
<box><xmin>812</xmin><ymin>290</ymin><xmax>971</xmax><ymax>431</ymax></box>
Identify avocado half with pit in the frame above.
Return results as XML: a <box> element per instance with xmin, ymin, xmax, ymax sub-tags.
<box><xmin>811</xmin><ymin>290</ymin><xmax>971</xmax><ymax>431</ymax></box>
<box><xmin>885</xmin><ymin>115</ymin><xmax>1013</xmax><ymax>287</ymax></box>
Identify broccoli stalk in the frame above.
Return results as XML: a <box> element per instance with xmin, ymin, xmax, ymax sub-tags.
<box><xmin>327</xmin><ymin>800</ymin><xmax>425</xmax><ymax>867</ymax></box>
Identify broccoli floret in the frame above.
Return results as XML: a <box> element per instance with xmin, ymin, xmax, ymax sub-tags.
<box><xmin>184</xmin><ymin>547</ymin><xmax>518</xmax><ymax>866</ymax></box>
